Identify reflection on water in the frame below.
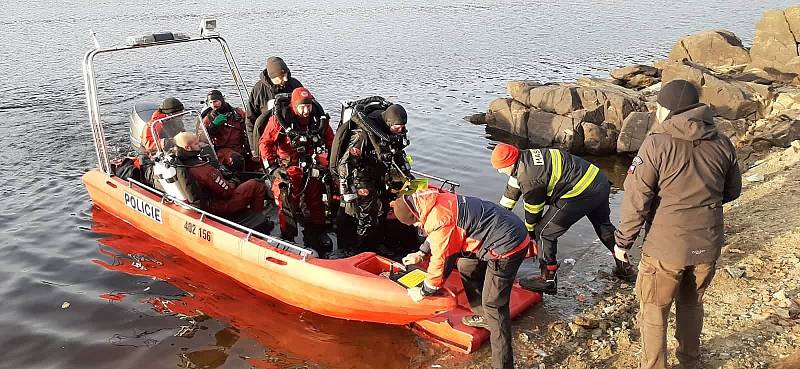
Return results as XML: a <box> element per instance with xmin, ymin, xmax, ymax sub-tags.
<box><xmin>90</xmin><ymin>206</ymin><xmax>455</xmax><ymax>369</ymax></box>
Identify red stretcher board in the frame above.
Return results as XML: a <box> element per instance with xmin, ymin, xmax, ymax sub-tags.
<box><xmin>409</xmin><ymin>268</ymin><xmax>542</xmax><ymax>353</ymax></box>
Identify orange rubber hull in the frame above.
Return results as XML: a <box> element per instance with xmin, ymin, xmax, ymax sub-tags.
<box><xmin>83</xmin><ymin>169</ymin><xmax>456</xmax><ymax>325</ymax></box>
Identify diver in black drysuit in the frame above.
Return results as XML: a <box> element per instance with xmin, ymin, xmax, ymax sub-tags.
<box><xmin>330</xmin><ymin>97</ymin><xmax>418</xmax><ymax>257</ymax></box>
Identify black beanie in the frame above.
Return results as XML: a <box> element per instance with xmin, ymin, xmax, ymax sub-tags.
<box><xmin>382</xmin><ymin>104</ymin><xmax>408</xmax><ymax>127</ymax></box>
<box><xmin>266</xmin><ymin>56</ymin><xmax>289</xmax><ymax>78</ymax></box>
<box><xmin>159</xmin><ymin>97</ymin><xmax>184</xmax><ymax>114</ymax></box>
<box><xmin>207</xmin><ymin>89</ymin><xmax>224</xmax><ymax>102</ymax></box>
<box><xmin>657</xmin><ymin>80</ymin><xmax>700</xmax><ymax>111</ymax></box>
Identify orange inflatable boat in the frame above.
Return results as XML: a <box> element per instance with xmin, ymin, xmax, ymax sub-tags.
<box><xmin>81</xmin><ymin>25</ymin><xmax>540</xmax><ymax>353</ymax></box>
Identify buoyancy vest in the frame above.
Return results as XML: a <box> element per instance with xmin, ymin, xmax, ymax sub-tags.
<box><xmin>273</xmin><ymin>94</ymin><xmax>330</xmax><ymax>163</ymax></box>
<box><xmin>329</xmin><ymin>96</ymin><xmax>410</xmax><ymax>174</ymax></box>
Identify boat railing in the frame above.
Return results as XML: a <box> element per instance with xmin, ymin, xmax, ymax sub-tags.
<box><xmin>410</xmin><ymin>170</ymin><xmax>460</xmax><ymax>193</ymax></box>
<box><xmin>83</xmin><ymin>30</ymin><xmax>250</xmax><ymax>177</ymax></box>
<box><xmin>126</xmin><ymin>178</ymin><xmax>316</xmax><ymax>261</ymax></box>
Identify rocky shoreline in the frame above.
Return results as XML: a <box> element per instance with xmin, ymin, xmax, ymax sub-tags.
<box><xmin>448</xmin><ymin>5</ymin><xmax>800</xmax><ymax>369</ymax></box>
<box><xmin>468</xmin><ymin>5</ymin><xmax>800</xmax><ymax>161</ymax></box>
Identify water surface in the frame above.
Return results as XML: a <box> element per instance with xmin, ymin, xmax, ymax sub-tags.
<box><xmin>0</xmin><ymin>1</ymin><xmax>793</xmax><ymax>368</ymax></box>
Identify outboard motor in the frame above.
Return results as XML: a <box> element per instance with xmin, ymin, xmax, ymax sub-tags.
<box><xmin>130</xmin><ymin>102</ymin><xmax>159</xmax><ymax>154</ymax></box>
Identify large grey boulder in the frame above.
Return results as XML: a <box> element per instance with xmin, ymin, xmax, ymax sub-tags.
<box><xmin>526</xmin><ymin>80</ymin><xmax>646</xmax><ymax>127</ymax></box>
<box><xmin>768</xmin><ymin>87</ymin><xmax>800</xmax><ymax>118</ymax></box>
<box><xmin>733</xmin><ymin>66</ymin><xmax>798</xmax><ymax>85</ymax></box>
<box><xmin>740</xmin><ymin>114</ymin><xmax>800</xmax><ymax>148</ymax></box>
<box><xmin>486</xmin><ymin>98</ymin><xmax>529</xmax><ymax>137</ymax></box>
<box><xmin>575</xmin><ymin>78</ymin><xmax>647</xmax><ymax>127</ymax></box>
<box><xmin>713</xmin><ymin>116</ymin><xmax>751</xmax><ymax>147</ymax></box>
<box><xmin>668</xmin><ymin>30</ymin><xmax>751</xmax><ymax>70</ymax></box>
<box><xmin>659</xmin><ymin>61</ymin><xmax>770</xmax><ymax>120</ymax></box>
<box><xmin>625</xmin><ymin>74</ymin><xmax>660</xmax><ymax>90</ymax></box>
<box><xmin>610</xmin><ymin>65</ymin><xmax>659</xmax><ymax>80</ymax></box>
<box><xmin>583</xmin><ymin>122</ymin><xmax>618</xmax><ymax>156</ymax></box>
<box><xmin>528</xmin><ymin>84</ymin><xmax>583</xmax><ymax>115</ymax></box>
<box><xmin>507</xmin><ymin>80</ymin><xmax>542</xmax><ymax>105</ymax></box>
<box><xmin>750</xmin><ymin>7</ymin><xmax>800</xmax><ymax>74</ymax></box>
<box><xmin>569</xmin><ymin>104</ymin><xmax>605</xmax><ymax>125</ymax></box>
<box><xmin>526</xmin><ymin>109</ymin><xmax>584</xmax><ymax>153</ymax></box>
<box><xmin>617</xmin><ymin>112</ymin><xmax>655</xmax><ymax>153</ymax></box>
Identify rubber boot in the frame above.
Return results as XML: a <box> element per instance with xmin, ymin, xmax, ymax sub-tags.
<box><xmin>520</xmin><ymin>263</ymin><xmax>558</xmax><ymax>295</ymax></box>
<box><xmin>612</xmin><ymin>258</ymin><xmax>637</xmax><ymax>282</ymax></box>
<box><xmin>280</xmin><ymin>223</ymin><xmax>297</xmax><ymax>243</ymax></box>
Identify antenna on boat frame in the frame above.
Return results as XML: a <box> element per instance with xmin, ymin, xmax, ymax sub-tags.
<box><xmin>90</xmin><ymin>29</ymin><xmax>100</xmax><ymax>49</ymax></box>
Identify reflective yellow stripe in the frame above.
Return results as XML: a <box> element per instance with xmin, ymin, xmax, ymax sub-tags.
<box><xmin>500</xmin><ymin>196</ymin><xmax>518</xmax><ymax>208</ymax></box>
<box><xmin>562</xmin><ymin>165</ymin><xmax>600</xmax><ymax>199</ymax></box>
<box><xmin>547</xmin><ymin>149</ymin><xmax>562</xmax><ymax>196</ymax></box>
<box><xmin>525</xmin><ymin>221</ymin><xmax>535</xmax><ymax>232</ymax></box>
<box><xmin>507</xmin><ymin>176</ymin><xmax>520</xmax><ymax>189</ymax></box>
<box><xmin>523</xmin><ymin>202</ymin><xmax>545</xmax><ymax>214</ymax></box>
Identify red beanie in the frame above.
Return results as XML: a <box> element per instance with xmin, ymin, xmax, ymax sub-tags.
<box><xmin>491</xmin><ymin>143</ymin><xmax>520</xmax><ymax>169</ymax></box>
<box><xmin>291</xmin><ymin>87</ymin><xmax>313</xmax><ymax>107</ymax></box>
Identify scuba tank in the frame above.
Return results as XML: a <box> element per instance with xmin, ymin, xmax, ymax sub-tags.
<box><xmin>153</xmin><ymin>153</ymin><xmax>191</xmax><ymax>203</ymax></box>
<box><xmin>329</xmin><ymin>96</ymin><xmax>393</xmax><ymax>175</ymax></box>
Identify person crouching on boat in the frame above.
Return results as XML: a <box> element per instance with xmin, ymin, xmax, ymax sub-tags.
<box><xmin>142</xmin><ymin>97</ymin><xmax>186</xmax><ymax>154</ymax></box>
<box><xmin>202</xmin><ymin>90</ymin><xmax>249</xmax><ymax>172</ymax></box>
<box><xmin>391</xmin><ymin>190</ymin><xmax>534</xmax><ymax>369</ymax></box>
<box><xmin>259</xmin><ymin>87</ymin><xmax>334</xmax><ymax>253</ymax></box>
<box><xmin>173</xmin><ymin>132</ymin><xmax>268</xmax><ymax>219</ymax></box>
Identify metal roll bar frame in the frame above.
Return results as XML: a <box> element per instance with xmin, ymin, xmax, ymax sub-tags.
<box><xmin>83</xmin><ymin>32</ymin><xmax>316</xmax><ymax>260</ymax></box>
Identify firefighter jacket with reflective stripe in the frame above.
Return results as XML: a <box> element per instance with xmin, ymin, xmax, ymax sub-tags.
<box><xmin>410</xmin><ymin>190</ymin><xmax>530</xmax><ymax>289</ymax></box>
<box><xmin>500</xmin><ymin>148</ymin><xmax>602</xmax><ymax>232</ymax></box>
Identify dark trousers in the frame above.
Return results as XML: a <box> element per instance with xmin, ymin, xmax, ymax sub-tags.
<box><xmin>457</xmin><ymin>248</ymin><xmax>526</xmax><ymax>369</ymax></box>
<box><xmin>336</xmin><ymin>208</ymin><xmax>420</xmax><ymax>257</ymax></box>
<box><xmin>336</xmin><ymin>207</ymin><xmax>384</xmax><ymax>252</ymax></box>
<box><xmin>534</xmin><ymin>180</ymin><xmax>616</xmax><ymax>265</ymax></box>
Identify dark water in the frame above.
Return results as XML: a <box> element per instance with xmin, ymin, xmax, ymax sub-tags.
<box><xmin>0</xmin><ymin>1</ymin><xmax>794</xmax><ymax>368</ymax></box>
